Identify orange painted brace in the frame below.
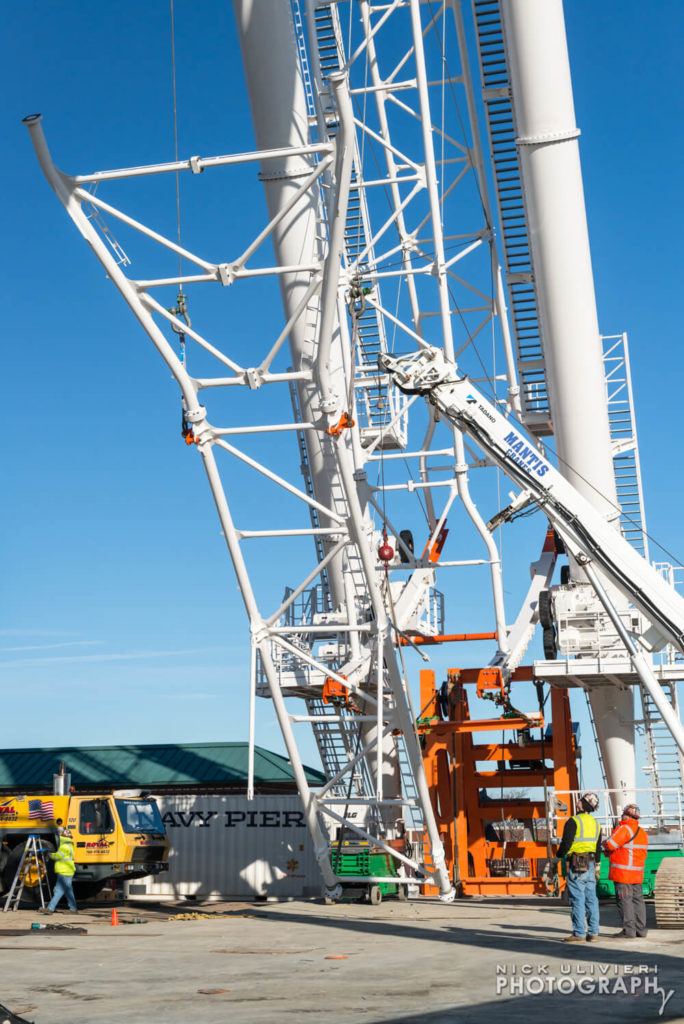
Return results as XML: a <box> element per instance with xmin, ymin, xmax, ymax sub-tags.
<box><xmin>420</xmin><ymin>714</ymin><xmax>542</xmax><ymax>734</ymax></box>
<box><xmin>543</xmin><ymin>525</ymin><xmax>565</xmax><ymax>554</ymax></box>
<box><xmin>398</xmin><ymin>631</ymin><xmax>497</xmax><ymax>646</ymax></box>
<box><xmin>475</xmin><ymin>666</ymin><xmax>505</xmax><ymax>699</ymax></box>
<box><xmin>425</xmin><ymin>524</ymin><xmax>449</xmax><ymax>564</ymax></box>
<box><xmin>322</xmin><ymin>676</ymin><xmax>349</xmax><ymax>705</ymax></box>
<box><xmin>457</xmin><ymin>664</ymin><xmax>535</xmax><ymax>684</ymax></box>
<box><xmin>326</xmin><ymin>412</ymin><xmax>355</xmax><ymax>438</ymax></box>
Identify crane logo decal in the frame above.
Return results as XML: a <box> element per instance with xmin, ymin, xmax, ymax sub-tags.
<box><xmin>503</xmin><ymin>430</ymin><xmax>549</xmax><ymax>478</ymax></box>
<box><xmin>0</xmin><ymin>800</ymin><xmax>18</xmax><ymax>820</ymax></box>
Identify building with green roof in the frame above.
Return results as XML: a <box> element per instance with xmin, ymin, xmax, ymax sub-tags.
<box><xmin>0</xmin><ymin>742</ymin><xmax>325</xmax><ymax>796</ymax></box>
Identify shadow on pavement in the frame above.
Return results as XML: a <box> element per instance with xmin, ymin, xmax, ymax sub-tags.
<box><xmin>258</xmin><ymin>902</ymin><xmax>683</xmax><ymax>1021</ymax></box>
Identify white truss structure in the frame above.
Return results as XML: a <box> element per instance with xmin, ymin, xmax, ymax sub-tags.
<box><xmin>25</xmin><ymin>0</ymin><xmax>682</xmax><ymax>892</ymax></box>
<box><xmin>25</xmin><ymin>0</ymin><xmax>533</xmax><ymax>897</ymax></box>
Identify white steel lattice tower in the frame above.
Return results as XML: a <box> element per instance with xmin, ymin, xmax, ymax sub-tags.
<box><xmin>24</xmin><ymin>0</ymin><xmax>682</xmax><ymax>892</ymax></box>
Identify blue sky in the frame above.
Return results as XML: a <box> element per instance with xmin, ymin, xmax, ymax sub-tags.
<box><xmin>2</xmin><ymin>2</ymin><xmax>683</xmax><ymax>793</ymax></box>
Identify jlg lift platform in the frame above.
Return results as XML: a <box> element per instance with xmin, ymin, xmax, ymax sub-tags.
<box><xmin>418</xmin><ymin>667</ymin><xmax>579</xmax><ymax>896</ymax></box>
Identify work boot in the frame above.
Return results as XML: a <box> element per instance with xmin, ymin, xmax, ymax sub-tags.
<box><xmin>39</xmin><ymin>908</ymin><xmax>54</xmax><ymax>915</ymax></box>
<box><xmin>586</xmin><ymin>934</ymin><xmax>599</xmax><ymax>942</ymax></box>
<box><xmin>563</xmin><ymin>934</ymin><xmax>585</xmax><ymax>943</ymax></box>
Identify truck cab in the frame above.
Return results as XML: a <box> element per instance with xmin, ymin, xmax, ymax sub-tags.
<box><xmin>0</xmin><ymin>790</ymin><xmax>169</xmax><ymax>901</ymax></box>
<box><xmin>66</xmin><ymin>793</ymin><xmax>169</xmax><ymax>897</ymax></box>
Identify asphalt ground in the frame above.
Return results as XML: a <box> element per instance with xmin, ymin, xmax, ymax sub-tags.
<box><xmin>0</xmin><ymin>896</ymin><xmax>682</xmax><ymax>1023</ymax></box>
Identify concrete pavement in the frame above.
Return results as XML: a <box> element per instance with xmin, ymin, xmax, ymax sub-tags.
<box><xmin>0</xmin><ymin>897</ymin><xmax>681</xmax><ymax>1022</ymax></box>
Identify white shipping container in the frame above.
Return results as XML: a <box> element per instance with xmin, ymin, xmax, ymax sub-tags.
<box><xmin>124</xmin><ymin>794</ymin><xmax>323</xmax><ymax>901</ymax></box>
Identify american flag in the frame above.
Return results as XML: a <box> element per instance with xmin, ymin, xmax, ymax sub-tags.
<box><xmin>28</xmin><ymin>799</ymin><xmax>54</xmax><ymax>821</ymax></box>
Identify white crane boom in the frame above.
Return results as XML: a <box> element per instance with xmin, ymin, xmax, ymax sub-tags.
<box><xmin>382</xmin><ymin>346</ymin><xmax>684</xmax><ymax>758</ymax></box>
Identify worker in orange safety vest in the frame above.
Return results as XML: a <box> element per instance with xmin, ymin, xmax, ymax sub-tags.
<box><xmin>603</xmin><ymin>803</ymin><xmax>649</xmax><ymax>939</ymax></box>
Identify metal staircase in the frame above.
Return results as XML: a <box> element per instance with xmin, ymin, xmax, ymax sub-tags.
<box><xmin>641</xmin><ymin>683</ymin><xmax>684</xmax><ymax>822</ymax></box>
<box><xmin>603</xmin><ymin>333</ymin><xmax>649</xmax><ymax>558</ymax></box>
<box><xmin>287</xmin><ymin>379</ymin><xmax>380</xmax><ymax>808</ymax></box>
<box><xmin>472</xmin><ymin>0</ymin><xmax>552</xmax><ymax>437</ymax></box>
<box><xmin>600</xmin><ymin>334</ymin><xmax>683</xmax><ymax>818</ymax></box>
<box><xmin>646</xmin><ymin>563</ymin><xmax>684</xmax><ymax>818</ymax></box>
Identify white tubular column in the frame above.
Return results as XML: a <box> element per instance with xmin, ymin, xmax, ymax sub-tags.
<box><xmin>232</xmin><ymin>0</ymin><xmax>350</xmax><ymax>609</ymax></box>
<box><xmin>501</xmin><ymin>0</ymin><xmax>635</xmax><ymax>795</ymax></box>
<box><xmin>233</xmin><ymin>1</ymin><xmax>406</xmax><ymax>830</ymax></box>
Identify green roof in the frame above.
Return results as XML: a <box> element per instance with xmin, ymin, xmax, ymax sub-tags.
<box><xmin>0</xmin><ymin>743</ymin><xmax>325</xmax><ymax>792</ymax></box>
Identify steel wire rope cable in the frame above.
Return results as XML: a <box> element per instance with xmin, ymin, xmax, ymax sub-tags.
<box><xmin>436</xmin><ymin>0</ymin><xmax>507</xmax><ymax>609</ymax></box>
<box><xmin>170</xmin><ymin>0</ymin><xmax>182</xmax><ymax>285</ymax></box>
<box><xmin>169</xmin><ymin>0</ymin><xmax>190</xmax><ymax>374</ymax></box>
<box><xmin>535</xmin><ymin>681</ymin><xmax>558</xmax><ymax>894</ymax></box>
<box><xmin>348</xmin><ymin>71</ymin><xmax>438</xmax><ymax>530</ymax></box>
<box><xmin>367</xmin><ymin>228</ymin><xmax>422</xmax><ymax>848</ymax></box>
<box><xmin>331</xmin><ymin>35</ymin><xmax>382</xmax><ymax>867</ymax></box>
<box><xmin>425</xmin><ymin>0</ymin><xmax>492</xmax><ymax>234</ymax></box>
<box><xmin>346</xmin><ymin>34</ymin><xmax>430</xmax><ymax>565</ymax></box>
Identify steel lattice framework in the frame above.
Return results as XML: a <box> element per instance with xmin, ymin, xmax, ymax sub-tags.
<box><xmin>24</xmin><ymin>0</ymin><xmax>683</xmax><ymax>894</ymax></box>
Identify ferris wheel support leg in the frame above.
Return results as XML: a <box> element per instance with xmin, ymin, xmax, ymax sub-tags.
<box><xmin>198</xmin><ymin>444</ymin><xmax>340</xmax><ymax>892</ymax></box>
<box><xmin>324</xmin><ymin>436</ymin><xmax>455</xmax><ymax>896</ymax></box>
<box><xmin>311</xmin><ymin>71</ymin><xmax>454</xmax><ymax>898</ymax></box>
<box><xmin>24</xmin><ymin>111</ymin><xmax>343</xmax><ymax>892</ymax></box>
<box><xmin>582</xmin><ymin>559</ymin><xmax>684</xmax><ymax>760</ymax></box>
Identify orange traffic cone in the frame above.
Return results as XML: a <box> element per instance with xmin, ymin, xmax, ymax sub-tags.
<box><xmin>110</xmin><ymin>908</ymin><xmax>120</xmax><ymax>927</ymax></box>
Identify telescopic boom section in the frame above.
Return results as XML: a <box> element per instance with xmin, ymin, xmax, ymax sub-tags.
<box><xmin>381</xmin><ymin>347</ymin><xmax>684</xmax><ymax>758</ymax></box>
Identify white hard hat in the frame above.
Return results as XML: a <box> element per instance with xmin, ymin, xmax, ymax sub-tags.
<box><xmin>580</xmin><ymin>792</ymin><xmax>599</xmax><ymax>811</ymax></box>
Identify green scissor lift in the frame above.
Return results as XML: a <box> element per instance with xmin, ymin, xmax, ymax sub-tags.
<box><xmin>329</xmin><ymin>840</ymin><xmax>408</xmax><ymax>905</ymax></box>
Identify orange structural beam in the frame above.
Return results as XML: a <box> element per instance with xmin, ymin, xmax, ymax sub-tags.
<box><xmin>399</xmin><ymin>631</ymin><xmax>497</xmax><ymax>647</ymax></box>
<box><xmin>420</xmin><ymin>714</ymin><xmax>542</xmax><ymax>734</ymax></box>
<box><xmin>455</xmin><ymin>664</ymin><xmax>535</xmax><ymax>683</ymax></box>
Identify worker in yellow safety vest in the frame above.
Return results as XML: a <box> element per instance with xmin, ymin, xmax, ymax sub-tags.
<box><xmin>554</xmin><ymin>792</ymin><xmax>603</xmax><ymax>943</ymax></box>
<box><xmin>42</xmin><ymin>819</ymin><xmax>78</xmax><ymax>914</ymax></box>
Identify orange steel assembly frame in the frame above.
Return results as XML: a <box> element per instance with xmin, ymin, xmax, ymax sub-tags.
<box><xmin>418</xmin><ymin>668</ymin><xmax>579</xmax><ymax>896</ymax></box>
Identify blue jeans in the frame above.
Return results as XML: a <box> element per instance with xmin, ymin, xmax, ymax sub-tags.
<box><xmin>48</xmin><ymin>873</ymin><xmax>77</xmax><ymax>911</ymax></box>
<box><xmin>566</xmin><ymin>867</ymin><xmax>599</xmax><ymax>937</ymax></box>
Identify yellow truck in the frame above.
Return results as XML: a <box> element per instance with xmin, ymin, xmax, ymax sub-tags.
<box><xmin>0</xmin><ymin>790</ymin><xmax>169</xmax><ymax>900</ymax></box>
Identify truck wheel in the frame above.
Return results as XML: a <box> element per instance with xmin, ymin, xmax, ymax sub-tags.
<box><xmin>2</xmin><ymin>841</ymin><xmax>54</xmax><ymax>905</ymax></box>
<box><xmin>369</xmin><ymin>885</ymin><xmax>382</xmax><ymax>906</ymax></box>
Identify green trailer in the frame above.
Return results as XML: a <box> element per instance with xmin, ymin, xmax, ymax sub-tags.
<box><xmin>597</xmin><ymin>845</ymin><xmax>683</xmax><ymax>900</ymax></box>
<box><xmin>329</xmin><ymin>841</ymin><xmax>407</xmax><ymax>905</ymax></box>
